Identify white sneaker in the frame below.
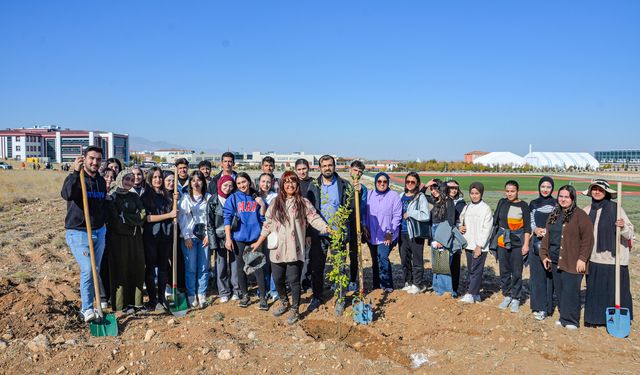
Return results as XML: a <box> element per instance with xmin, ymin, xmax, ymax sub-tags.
<box><xmin>533</xmin><ymin>311</ymin><xmax>546</xmax><ymax>321</ymax></box>
<box><xmin>231</xmin><ymin>294</ymin><xmax>240</xmax><ymax>301</ymax></box>
<box><xmin>555</xmin><ymin>320</ymin><xmax>563</xmax><ymax>326</ymax></box>
<box><xmin>100</xmin><ymin>301</ymin><xmax>109</xmax><ymax>310</ymax></box>
<box><xmin>188</xmin><ymin>296</ymin><xmax>198</xmax><ymax>308</ymax></box>
<box><xmin>565</xmin><ymin>324</ymin><xmax>578</xmax><ymax>330</ymax></box>
<box><xmin>82</xmin><ymin>308</ymin><xmax>96</xmax><ymax>322</ymax></box>
<box><xmin>459</xmin><ymin>294</ymin><xmax>475</xmax><ymax>304</ymax></box>
<box><xmin>406</xmin><ymin>285</ymin><xmax>421</xmax><ymax>295</ymax></box>
<box><xmin>198</xmin><ymin>294</ymin><xmax>207</xmax><ymax>307</ymax></box>
<box><xmin>219</xmin><ymin>296</ymin><xmax>229</xmax><ymax>304</ymax></box>
<box><xmin>402</xmin><ymin>282</ymin><xmax>412</xmax><ymax>291</ymax></box>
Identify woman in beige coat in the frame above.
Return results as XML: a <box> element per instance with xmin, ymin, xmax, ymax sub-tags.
<box><xmin>251</xmin><ymin>171</ymin><xmax>329</xmax><ymax>324</ymax></box>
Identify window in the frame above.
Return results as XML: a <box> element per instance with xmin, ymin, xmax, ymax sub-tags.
<box><xmin>16</xmin><ymin>146</ymin><xmax>21</xmax><ymax>151</ymax></box>
<box><xmin>16</xmin><ymin>136</ymin><xmax>20</xmax><ymax>141</ymax></box>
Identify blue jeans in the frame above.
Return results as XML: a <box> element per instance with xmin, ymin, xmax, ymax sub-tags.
<box><xmin>181</xmin><ymin>238</ymin><xmax>210</xmax><ymax>297</ymax></box>
<box><xmin>66</xmin><ymin>226</ymin><xmax>106</xmax><ymax>312</ymax></box>
<box><xmin>368</xmin><ymin>241</ymin><xmax>397</xmax><ymax>290</ymax></box>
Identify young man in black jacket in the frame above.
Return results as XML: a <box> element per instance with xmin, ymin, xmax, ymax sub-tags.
<box><xmin>208</xmin><ymin>152</ymin><xmax>237</xmax><ymax>196</ymax></box>
<box><xmin>61</xmin><ymin>146</ymin><xmax>108</xmax><ymax>323</ymax></box>
<box><xmin>306</xmin><ymin>155</ymin><xmax>352</xmax><ymax>316</ymax></box>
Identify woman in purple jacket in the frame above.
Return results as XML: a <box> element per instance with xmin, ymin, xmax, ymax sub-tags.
<box><xmin>364</xmin><ymin>172</ymin><xmax>403</xmax><ymax>292</ymax></box>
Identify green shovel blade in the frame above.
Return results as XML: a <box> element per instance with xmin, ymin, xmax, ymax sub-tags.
<box><xmin>169</xmin><ymin>288</ymin><xmax>189</xmax><ymax>317</ymax></box>
<box><xmin>89</xmin><ymin>313</ymin><xmax>118</xmax><ymax>337</ymax></box>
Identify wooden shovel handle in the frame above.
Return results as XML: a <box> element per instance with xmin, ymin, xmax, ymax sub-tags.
<box><xmin>79</xmin><ymin>169</ymin><xmax>103</xmax><ymax>316</ymax></box>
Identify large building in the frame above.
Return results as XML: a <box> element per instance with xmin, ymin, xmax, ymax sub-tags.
<box><xmin>472</xmin><ymin>152</ymin><xmax>527</xmax><ymax>167</ymax></box>
<box><xmin>464</xmin><ymin>150</ymin><xmax>489</xmax><ymax>163</ymax></box>
<box><xmin>524</xmin><ymin>152</ymin><xmax>600</xmax><ymax>170</ymax></box>
<box><xmin>595</xmin><ymin>150</ymin><xmax>640</xmax><ymax>166</ymax></box>
<box><xmin>0</xmin><ymin>126</ymin><xmax>129</xmax><ymax>163</ymax></box>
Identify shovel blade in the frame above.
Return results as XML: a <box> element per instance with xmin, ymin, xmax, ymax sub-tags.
<box><xmin>353</xmin><ymin>301</ymin><xmax>373</xmax><ymax>325</ymax></box>
<box><xmin>169</xmin><ymin>290</ymin><xmax>189</xmax><ymax>317</ymax></box>
<box><xmin>89</xmin><ymin>313</ymin><xmax>118</xmax><ymax>337</ymax></box>
<box><xmin>606</xmin><ymin>307</ymin><xmax>631</xmax><ymax>338</ymax></box>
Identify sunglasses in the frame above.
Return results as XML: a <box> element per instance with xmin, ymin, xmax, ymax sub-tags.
<box><xmin>377</xmin><ymin>180</ymin><xmax>388</xmax><ymax>184</ymax></box>
<box><xmin>406</xmin><ymin>180</ymin><xmax>417</xmax><ymax>185</ymax></box>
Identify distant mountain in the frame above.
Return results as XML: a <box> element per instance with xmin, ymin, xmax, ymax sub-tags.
<box><xmin>129</xmin><ymin>136</ymin><xmax>188</xmax><ymax>152</ymax></box>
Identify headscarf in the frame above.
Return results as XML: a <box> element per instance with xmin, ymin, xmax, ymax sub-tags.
<box><xmin>530</xmin><ymin>176</ymin><xmax>556</xmax><ymax>228</ymax></box>
<box><xmin>374</xmin><ymin>172</ymin><xmax>390</xmax><ymax>193</ymax></box>
<box><xmin>217</xmin><ymin>175</ymin><xmax>234</xmax><ymax>199</ymax></box>
<box><xmin>538</xmin><ymin>176</ymin><xmax>555</xmax><ymax>199</ymax></box>
<box><xmin>115</xmin><ymin>169</ymin><xmax>134</xmax><ymax>195</ymax></box>
<box><xmin>589</xmin><ymin>193</ymin><xmax>618</xmax><ymax>255</ymax></box>
<box><xmin>469</xmin><ymin>182</ymin><xmax>485</xmax><ymax>200</ymax></box>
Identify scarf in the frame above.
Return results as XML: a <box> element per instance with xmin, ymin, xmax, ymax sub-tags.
<box><xmin>588</xmin><ymin>197</ymin><xmax>618</xmax><ymax>255</ymax></box>
<box><xmin>374</xmin><ymin>172</ymin><xmax>390</xmax><ymax>193</ymax></box>
<box><xmin>115</xmin><ymin>169</ymin><xmax>134</xmax><ymax>195</ymax></box>
<box><xmin>217</xmin><ymin>175</ymin><xmax>234</xmax><ymax>198</ymax></box>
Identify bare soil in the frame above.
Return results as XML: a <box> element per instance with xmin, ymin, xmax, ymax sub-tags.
<box><xmin>0</xmin><ymin>173</ymin><xmax>639</xmax><ymax>374</ymax></box>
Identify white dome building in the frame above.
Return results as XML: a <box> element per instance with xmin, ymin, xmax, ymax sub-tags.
<box><xmin>472</xmin><ymin>152</ymin><xmax>527</xmax><ymax>167</ymax></box>
<box><xmin>524</xmin><ymin>152</ymin><xmax>599</xmax><ymax>170</ymax></box>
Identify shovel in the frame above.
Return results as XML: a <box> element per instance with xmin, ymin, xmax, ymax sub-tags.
<box><xmin>606</xmin><ymin>182</ymin><xmax>630</xmax><ymax>338</ymax></box>
<box><xmin>352</xmin><ymin>177</ymin><xmax>373</xmax><ymax>325</ymax></box>
<box><xmin>168</xmin><ymin>167</ymin><xmax>189</xmax><ymax>317</ymax></box>
<box><xmin>79</xmin><ymin>169</ymin><xmax>118</xmax><ymax>337</ymax></box>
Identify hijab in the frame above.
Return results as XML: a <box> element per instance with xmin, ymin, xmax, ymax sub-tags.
<box><xmin>217</xmin><ymin>175</ymin><xmax>234</xmax><ymax>199</ymax></box>
<box><xmin>374</xmin><ymin>172</ymin><xmax>390</xmax><ymax>193</ymax></box>
<box><xmin>114</xmin><ymin>169</ymin><xmax>134</xmax><ymax>195</ymax></box>
<box><xmin>589</xmin><ymin>193</ymin><xmax>618</xmax><ymax>255</ymax></box>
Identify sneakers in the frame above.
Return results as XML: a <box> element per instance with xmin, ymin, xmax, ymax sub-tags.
<box><xmin>82</xmin><ymin>308</ymin><xmax>96</xmax><ymax>322</ymax></box>
<box><xmin>122</xmin><ymin>306</ymin><xmax>135</xmax><ymax>315</ymax></box>
<box><xmin>307</xmin><ymin>297</ymin><xmax>322</xmax><ymax>313</ymax></box>
<box><xmin>383</xmin><ymin>287</ymin><xmax>394</xmax><ymax>294</ymax></box>
<box><xmin>347</xmin><ymin>282</ymin><xmax>358</xmax><ymax>292</ymax></box>
<box><xmin>459</xmin><ymin>294</ymin><xmax>475</xmax><ymax>304</ymax></box>
<box><xmin>533</xmin><ymin>311</ymin><xmax>547</xmax><ymax>321</ymax></box>
<box><xmin>287</xmin><ymin>309</ymin><xmax>300</xmax><ymax>325</ymax></box>
<box><xmin>510</xmin><ymin>300</ymin><xmax>520</xmax><ymax>313</ymax></box>
<box><xmin>100</xmin><ymin>300</ymin><xmax>109</xmax><ymax>310</ymax></box>
<box><xmin>259</xmin><ymin>298</ymin><xmax>269</xmax><ymax>311</ymax></box>
<box><xmin>273</xmin><ymin>302</ymin><xmax>289</xmax><ymax>317</ymax></box>
<box><xmin>555</xmin><ymin>320</ymin><xmax>563</xmax><ymax>326</ymax></box>
<box><xmin>269</xmin><ymin>293</ymin><xmax>280</xmax><ymax>303</ymax></box>
<box><xmin>198</xmin><ymin>294</ymin><xmax>208</xmax><ymax>307</ymax></box>
<box><xmin>498</xmin><ymin>296</ymin><xmax>512</xmax><ymax>310</ymax></box>
<box><xmin>239</xmin><ymin>295</ymin><xmax>250</xmax><ymax>308</ymax></box>
<box><xmin>188</xmin><ymin>296</ymin><xmax>198</xmax><ymax>308</ymax></box>
<box><xmin>565</xmin><ymin>324</ymin><xmax>578</xmax><ymax>330</ymax></box>
<box><xmin>219</xmin><ymin>296</ymin><xmax>230</xmax><ymax>304</ymax></box>
<box><xmin>473</xmin><ymin>295</ymin><xmax>482</xmax><ymax>303</ymax></box>
<box><xmin>231</xmin><ymin>293</ymin><xmax>240</xmax><ymax>301</ymax></box>
<box><xmin>401</xmin><ymin>282</ymin><xmax>412</xmax><ymax>291</ymax></box>
<box><xmin>407</xmin><ymin>284</ymin><xmax>426</xmax><ymax>295</ymax></box>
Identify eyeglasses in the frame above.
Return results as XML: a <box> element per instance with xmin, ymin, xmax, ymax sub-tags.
<box><xmin>406</xmin><ymin>180</ymin><xmax>417</xmax><ymax>185</ymax></box>
<box><xmin>377</xmin><ymin>180</ymin><xmax>388</xmax><ymax>184</ymax></box>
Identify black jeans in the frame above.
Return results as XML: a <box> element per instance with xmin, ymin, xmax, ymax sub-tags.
<box><xmin>557</xmin><ymin>269</ymin><xmax>583</xmax><ymax>327</ymax></box>
<box><xmin>310</xmin><ymin>235</ymin><xmax>345</xmax><ymax>300</ymax></box>
<box><xmin>235</xmin><ymin>241</ymin><xmax>266</xmax><ymax>299</ymax></box>
<box><xmin>529</xmin><ymin>248</ymin><xmax>555</xmax><ymax>314</ymax></box>
<box><xmin>497</xmin><ymin>246</ymin><xmax>524</xmax><ymax>300</ymax></box>
<box><xmin>399</xmin><ymin>233</ymin><xmax>425</xmax><ymax>287</ymax></box>
<box><xmin>272</xmin><ymin>261</ymin><xmax>303</xmax><ymax>309</ymax></box>
<box><xmin>465</xmin><ymin>250</ymin><xmax>487</xmax><ymax>296</ymax></box>
<box><xmin>143</xmin><ymin>235</ymin><xmax>171</xmax><ymax>303</ymax></box>
<box><xmin>451</xmin><ymin>251</ymin><xmax>461</xmax><ymax>295</ymax></box>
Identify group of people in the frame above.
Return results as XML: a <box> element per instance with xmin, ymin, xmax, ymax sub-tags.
<box><xmin>62</xmin><ymin>146</ymin><xmax>634</xmax><ymax>330</ymax></box>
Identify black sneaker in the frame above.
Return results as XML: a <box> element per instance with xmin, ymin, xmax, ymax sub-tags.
<box><xmin>259</xmin><ymin>298</ymin><xmax>269</xmax><ymax>311</ymax></box>
<box><xmin>306</xmin><ymin>297</ymin><xmax>322</xmax><ymax>313</ymax></box>
<box><xmin>239</xmin><ymin>295</ymin><xmax>250</xmax><ymax>308</ymax></box>
<box><xmin>287</xmin><ymin>309</ymin><xmax>300</xmax><ymax>325</ymax></box>
<box><xmin>272</xmin><ymin>302</ymin><xmax>289</xmax><ymax>317</ymax></box>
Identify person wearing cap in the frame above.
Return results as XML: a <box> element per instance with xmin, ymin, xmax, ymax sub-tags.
<box><xmin>540</xmin><ymin>185</ymin><xmax>594</xmax><ymax>329</ymax></box>
<box><xmin>363</xmin><ymin>172</ymin><xmax>402</xmax><ymax>293</ymax></box>
<box><xmin>207</xmin><ymin>175</ymin><xmax>239</xmax><ymax>303</ymax></box>
<box><xmin>583</xmin><ymin>179</ymin><xmax>634</xmax><ymax>326</ymax></box>
<box><xmin>250</xmin><ymin>171</ymin><xmax>329</xmax><ymax>324</ymax></box>
<box><xmin>458</xmin><ymin>182</ymin><xmax>493</xmax><ymax>303</ymax></box>
<box><xmin>528</xmin><ymin>176</ymin><xmax>557</xmax><ymax>321</ymax></box>
<box><xmin>223</xmin><ymin>172</ymin><xmax>268</xmax><ymax>309</ymax></box>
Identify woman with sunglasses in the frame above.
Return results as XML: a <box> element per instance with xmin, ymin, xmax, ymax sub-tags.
<box><xmin>364</xmin><ymin>172</ymin><xmax>403</xmax><ymax>292</ymax></box>
<box><xmin>399</xmin><ymin>172</ymin><xmax>430</xmax><ymax>294</ymax></box>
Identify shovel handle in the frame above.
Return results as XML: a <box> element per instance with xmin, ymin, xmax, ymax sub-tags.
<box><xmin>79</xmin><ymin>169</ymin><xmax>103</xmax><ymax>317</ymax></box>
<box><xmin>172</xmin><ymin>166</ymin><xmax>179</xmax><ymax>289</ymax></box>
<box><xmin>615</xmin><ymin>182</ymin><xmax>622</xmax><ymax>308</ymax></box>
<box><xmin>353</xmin><ymin>177</ymin><xmax>365</xmax><ymax>299</ymax></box>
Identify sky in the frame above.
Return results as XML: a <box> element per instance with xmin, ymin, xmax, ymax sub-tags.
<box><xmin>1</xmin><ymin>1</ymin><xmax>639</xmax><ymax>160</ymax></box>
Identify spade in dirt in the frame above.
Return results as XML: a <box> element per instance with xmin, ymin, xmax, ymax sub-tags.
<box><xmin>352</xmin><ymin>176</ymin><xmax>373</xmax><ymax>325</ymax></box>
<box><xmin>168</xmin><ymin>167</ymin><xmax>189</xmax><ymax>317</ymax></box>
<box><xmin>606</xmin><ymin>182</ymin><xmax>631</xmax><ymax>339</ymax></box>
<box><xmin>79</xmin><ymin>169</ymin><xmax>118</xmax><ymax>337</ymax></box>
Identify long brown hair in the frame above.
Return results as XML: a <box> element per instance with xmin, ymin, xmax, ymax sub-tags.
<box><xmin>271</xmin><ymin>171</ymin><xmax>307</xmax><ymax>225</ymax></box>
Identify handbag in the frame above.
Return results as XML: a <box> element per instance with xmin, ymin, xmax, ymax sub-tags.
<box><xmin>193</xmin><ymin>223</ymin><xmax>207</xmax><ymax>241</ymax></box>
<box><xmin>431</xmin><ymin>248</ymin><xmax>451</xmax><ymax>275</ymax></box>
<box><xmin>408</xmin><ymin>217</ymin><xmax>431</xmax><ymax>240</ymax></box>
<box><xmin>267</xmin><ymin>232</ymin><xmax>278</xmax><ymax>250</ymax></box>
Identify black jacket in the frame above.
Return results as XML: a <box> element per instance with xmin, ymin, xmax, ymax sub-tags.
<box><xmin>61</xmin><ymin>170</ymin><xmax>108</xmax><ymax>230</ymax></box>
<box><xmin>206</xmin><ymin>195</ymin><xmax>226</xmax><ymax>250</ymax></box>
<box><xmin>141</xmin><ymin>187</ymin><xmax>174</xmax><ymax>240</ymax></box>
